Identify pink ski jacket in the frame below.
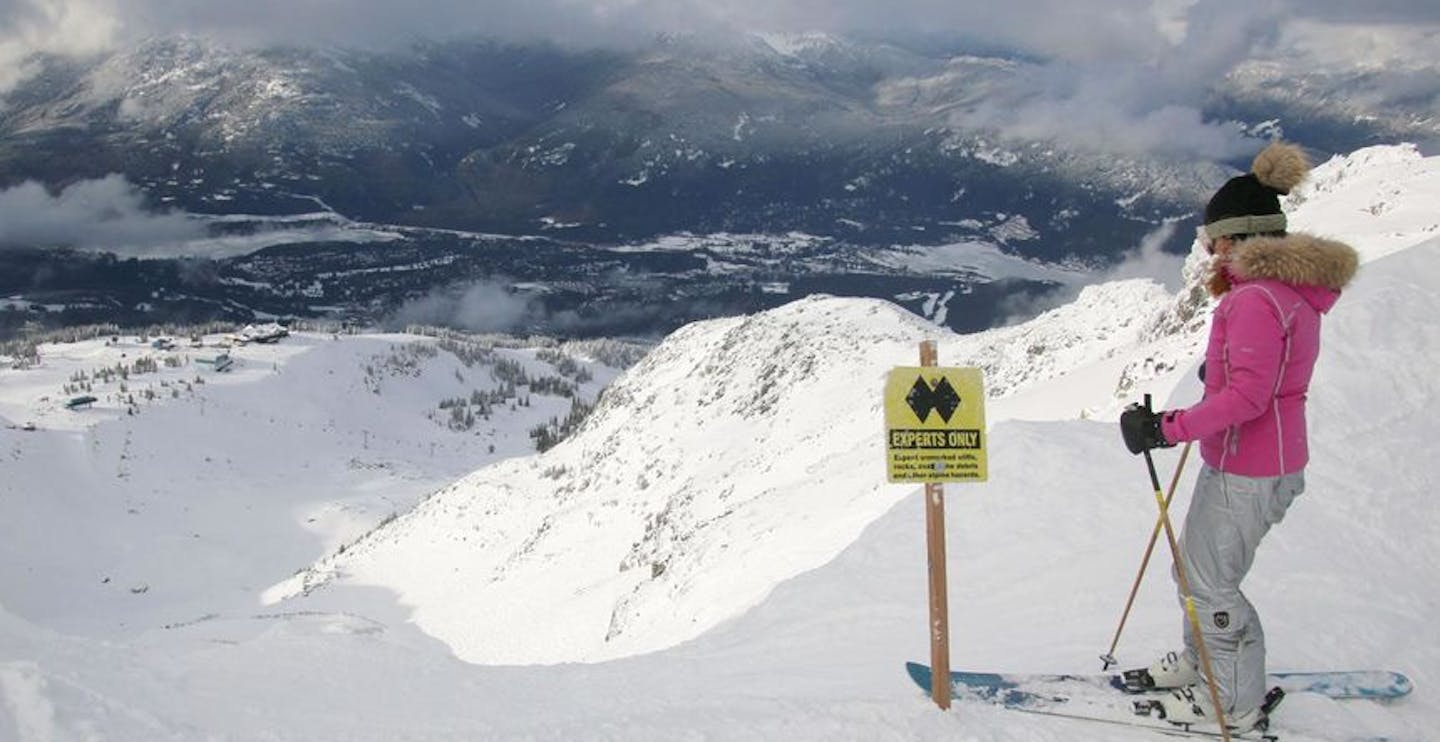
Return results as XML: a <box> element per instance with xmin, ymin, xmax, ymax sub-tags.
<box><xmin>1161</xmin><ymin>233</ymin><xmax>1359</xmax><ymax>477</ymax></box>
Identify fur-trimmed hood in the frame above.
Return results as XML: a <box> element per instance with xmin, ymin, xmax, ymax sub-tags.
<box><xmin>1229</xmin><ymin>231</ymin><xmax>1359</xmax><ymax>291</ymax></box>
<box><xmin>1168</xmin><ymin>228</ymin><xmax>1357</xmax><ymax>477</ymax></box>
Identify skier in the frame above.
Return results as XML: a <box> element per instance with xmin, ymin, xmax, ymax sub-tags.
<box><xmin>1118</xmin><ymin>141</ymin><xmax>1359</xmax><ymax>732</ymax></box>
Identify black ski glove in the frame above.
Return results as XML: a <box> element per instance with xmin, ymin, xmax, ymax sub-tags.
<box><xmin>1120</xmin><ymin>403</ymin><xmax>1172</xmax><ymax>455</ymax></box>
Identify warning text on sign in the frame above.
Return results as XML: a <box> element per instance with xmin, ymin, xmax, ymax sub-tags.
<box><xmin>890</xmin><ymin>451</ymin><xmax>985</xmax><ymax>479</ymax></box>
<box><xmin>888</xmin><ymin>429</ymin><xmax>983</xmax><ymax>449</ymax></box>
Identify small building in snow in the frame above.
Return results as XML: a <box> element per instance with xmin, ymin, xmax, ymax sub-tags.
<box><xmin>238</xmin><ymin>323</ymin><xmax>289</xmax><ymax>344</ymax></box>
<box><xmin>197</xmin><ymin>353</ymin><xmax>234</xmax><ymax>372</ymax></box>
<box><xmin>65</xmin><ymin>395</ymin><xmax>98</xmax><ymax>410</ymax></box>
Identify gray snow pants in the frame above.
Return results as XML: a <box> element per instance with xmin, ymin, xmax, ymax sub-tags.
<box><xmin>1175</xmin><ymin>465</ymin><xmax>1304</xmax><ymax>715</ymax></box>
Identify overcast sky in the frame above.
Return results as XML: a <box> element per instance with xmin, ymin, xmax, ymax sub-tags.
<box><xmin>5</xmin><ymin>0</ymin><xmax>1436</xmax><ymax>117</ymax></box>
<box><xmin>4</xmin><ymin>0</ymin><xmax>1438</xmax><ymax>60</ymax></box>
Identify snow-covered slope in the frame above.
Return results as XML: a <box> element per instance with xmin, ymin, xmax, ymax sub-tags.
<box><xmin>0</xmin><ymin>331</ymin><xmax>626</xmax><ymax>636</ymax></box>
<box><xmin>1</xmin><ymin>144</ymin><xmax>1438</xmax><ymax>740</ymax></box>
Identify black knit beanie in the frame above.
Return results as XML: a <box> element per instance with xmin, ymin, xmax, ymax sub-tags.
<box><xmin>1203</xmin><ymin>142</ymin><xmax>1311</xmax><ymax>240</ymax></box>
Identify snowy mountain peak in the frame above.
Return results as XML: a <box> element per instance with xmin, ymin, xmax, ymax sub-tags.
<box><xmin>595</xmin><ymin>295</ymin><xmax>936</xmax><ymax>424</ymax></box>
<box><xmin>1289</xmin><ymin>143</ymin><xmax>1440</xmax><ymax>260</ymax></box>
<box><xmin>753</xmin><ymin>31</ymin><xmax>845</xmax><ymax>58</ymax></box>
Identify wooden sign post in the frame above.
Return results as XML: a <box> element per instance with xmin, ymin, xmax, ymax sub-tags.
<box><xmin>884</xmin><ymin>340</ymin><xmax>989</xmax><ymax>711</ymax></box>
<box><xmin>921</xmin><ymin>342</ymin><xmax>950</xmax><ymax>709</ymax></box>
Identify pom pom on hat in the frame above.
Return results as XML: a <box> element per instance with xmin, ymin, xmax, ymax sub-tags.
<box><xmin>1251</xmin><ymin>141</ymin><xmax>1310</xmax><ymax>195</ymax></box>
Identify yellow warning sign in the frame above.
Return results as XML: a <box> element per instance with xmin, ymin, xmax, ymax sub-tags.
<box><xmin>885</xmin><ymin>367</ymin><xmax>987</xmax><ymax>483</ymax></box>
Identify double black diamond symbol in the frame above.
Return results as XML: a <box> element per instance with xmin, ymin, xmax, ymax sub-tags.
<box><xmin>906</xmin><ymin>376</ymin><xmax>961</xmax><ymax>424</ymax></box>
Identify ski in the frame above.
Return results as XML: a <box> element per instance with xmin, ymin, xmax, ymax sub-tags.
<box><xmin>997</xmin><ymin>704</ymin><xmax>1279</xmax><ymax>741</ymax></box>
<box><xmin>1116</xmin><ymin>666</ymin><xmax>1413</xmax><ymax>699</ymax></box>
<box><xmin>906</xmin><ymin>662</ymin><xmax>1413</xmax><ymax>740</ymax></box>
<box><xmin>905</xmin><ymin>662</ymin><xmax>1279</xmax><ymax>740</ymax></box>
<box><xmin>903</xmin><ymin>663</ymin><xmax>1412</xmax><ymax>703</ymax></box>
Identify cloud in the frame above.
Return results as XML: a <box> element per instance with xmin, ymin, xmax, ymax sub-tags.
<box><xmin>388</xmin><ymin>280</ymin><xmax>539</xmax><ymax>335</ymax></box>
<box><xmin>936</xmin><ymin>0</ymin><xmax>1294</xmax><ymax>159</ymax></box>
<box><xmin>6</xmin><ymin>0</ymin><xmax>712</xmax><ymax>55</ymax></box>
<box><xmin>388</xmin><ymin>277</ymin><xmax>733</xmax><ymax>338</ymax></box>
<box><xmin>5</xmin><ymin>0</ymin><xmax>1436</xmax><ymax>63</ymax></box>
<box><xmin>0</xmin><ymin>0</ymin><xmax>118</xmax><ymax>92</ymax></box>
<box><xmin>1295</xmin><ymin>1</ymin><xmax>1440</xmax><ymax>24</ymax></box>
<box><xmin>996</xmin><ymin>222</ymin><xmax>1187</xmax><ymax>325</ymax></box>
<box><xmin>0</xmin><ymin>175</ymin><xmax>205</xmax><ymax>254</ymax></box>
<box><xmin>1093</xmin><ymin>222</ymin><xmax>1188</xmax><ymax>290</ymax></box>
<box><xmin>1272</xmin><ymin>19</ymin><xmax>1440</xmax><ymax>108</ymax></box>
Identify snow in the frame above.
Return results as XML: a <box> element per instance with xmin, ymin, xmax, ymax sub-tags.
<box><xmin>613</xmin><ymin>231</ymin><xmax>1088</xmax><ymax>286</ymax></box>
<box><xmin>861</xmin><ymin>240</ymin><xmax>1083</xmax><ymax>283</ymax></box>
<box><xmin>2</xmin><ymin>144</ymin><xmax>1439</xmax><ymax>740</ymax></box>
<box><xmin>0</xmin><ymin>333</ymin><xmax>622</xmax><ymax>638</ymax></box>
<box><xmin>754</xmin><ymin>32</ymin><xmax>844</xmax><ymax>58</ymax></box>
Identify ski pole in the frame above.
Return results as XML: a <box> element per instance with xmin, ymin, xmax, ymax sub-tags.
<box><xmin>1100</xmin><ymin>440</ymin><xmax>1192</xmax><ymax>671</ymax></box>
<box><xmin>1138</xmin><ymin>396</ymin><xmax>1231</xmax><ymax>741</ymax></box>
